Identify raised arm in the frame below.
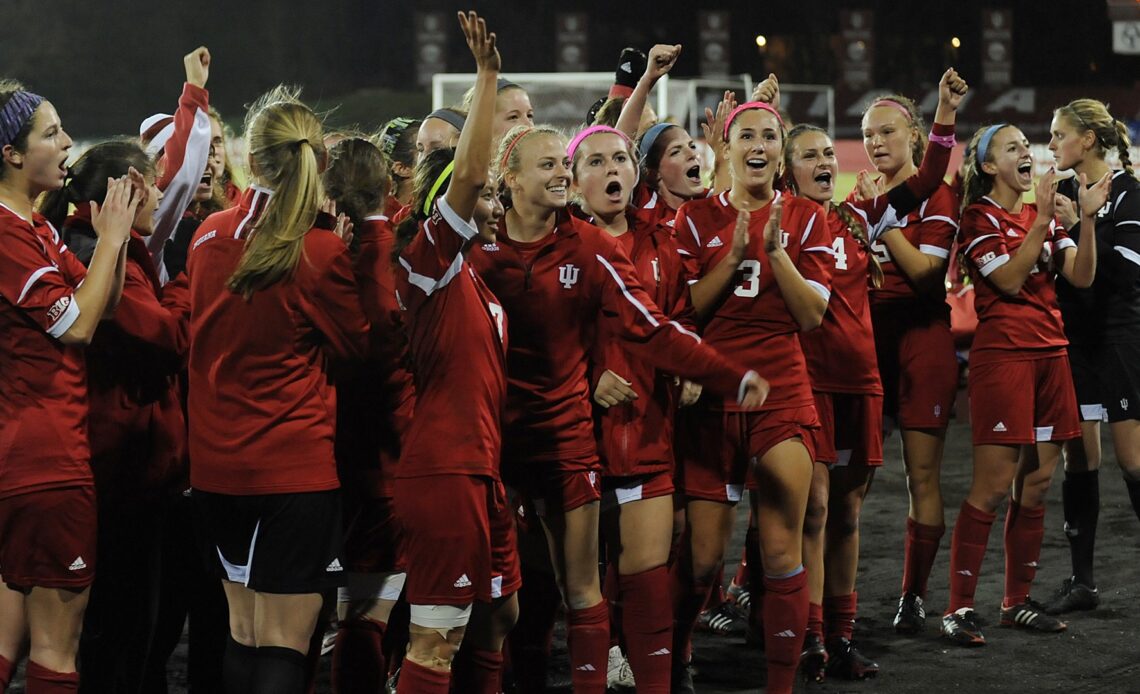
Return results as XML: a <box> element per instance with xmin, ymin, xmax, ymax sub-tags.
<box><xmin>443</xmin><ymin>11</ymin><xmax>500</xmax><ymax>222</ymax></box>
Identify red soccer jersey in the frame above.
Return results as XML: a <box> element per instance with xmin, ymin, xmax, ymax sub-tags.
<box><xmin>470</xmin><ymin>210</ymin><xmax>752</xmax><ymax>467</ymax></box>
<box><xmin>0</xmin><ymin>204</ymin><xmax>91</xmax><ymax>498</ymax></box>
<box><xmin>631</xmin><ymin>181</ymin><xmax>712</xmax><ymax>230</ymax></box>
<box><xmin>394</xmin><ymin>197</ymin><xmax>508</xmax><ymax>480</ymax></box>
<box><xmin>588</xmin><ymin>210</ymin><xmax>696</xmax><ymax>476</ymax></box>
<box><xmin>675</xmin><ymin>191</ymin><xmax>834</xmax><ymax>411</ymax></box>
<box><xmin>861</xmin><ymin>182</ymin><xmax>959</xmax><ymax>304</ymax></box>
<box><xmin>63</xmin><ymin>213</ymin><xmax>189</xmax><ymax>500</ymax></box>
<box><xmin>185</xmin><ymin>186</ymin><xmax>369</xmax><ymax>495</ymax></box>
<box><xmin>800</xmin><ymin>207</ymin><xmax>882</xmax><ymax>395</ymax></box>
<box><xmin>959</xmin><ymin>196</ymin><xmax>1073</xmax><ymax>355</ymax></box>
<box><xmin>337</xmin><ymin>215</ymin><xmax>416</xmax><ymax>496</ymax></box>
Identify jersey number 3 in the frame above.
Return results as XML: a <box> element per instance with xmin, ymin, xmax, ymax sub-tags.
<box><xmin>735</xmin><ymin>259</ymin><xmax>761</xmax><ymax>298</ymax></box>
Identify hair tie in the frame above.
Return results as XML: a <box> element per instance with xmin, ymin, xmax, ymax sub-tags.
<box><xmin>499</xmin><ymin>127</ymin><xmax>532</xmax><ymax>172</ymax></box>
<box><xmin>566</xmin><ymin>125</ymin><xmax>630</xmax><ymax>162</ymax></box>
<box><xmin>723</xmin><ymin>101</ymin><xmax>784</xmax><ymax>139</ymax></box>
<box><xmin>0</xmin><ymin>90</ymin><xmax>45</xmax><ymax>149</ymax></box>
<box><xmin>423</xmin><ymin>160</ymin><xmax>455</xmax><ymax>217</ymax></box>
<box><xmin>870</xmin><ymin>98</ymin><xmax>913</xmax><ymax>122</ymax></box>
<box><xmin>638</xmin><ymin>123</ymin><xmax>680</xmax><ymax>166</ymax></box>
<box><xmin>976</xmin><ymin>123</ymin><xmax>1008</xmax><ymax>166</ymax></box>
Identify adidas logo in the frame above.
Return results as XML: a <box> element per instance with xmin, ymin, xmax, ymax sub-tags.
<box><xmin>773</xmin><ymin>630</ymin><xmax>797</xmax><ymax>638</ymax></box>
<box><xmin>1006</xmin><ymin>230</ymin><xmax>1018</xmax><ymax>237</ymax></box>
<box><xmin>992</xmin><ymin>421</ymin><xmax>1007</xmax><ymax>432</ymax></box>
<box><xmin>649</xmin><ymin>648</ymin><xmax>671</xmax><ymax>656</ymax></box>
<box><xmin>620</xmin><ymin>61</ymin><xmax>633</xmax><ymax>74</ymax></box>
<box><xmin>326</xmin><ymin>559</ymin><xmax>343</xmax><ymax>572</ymax></box>
<box><xmin>576</xmin><ymin>664</ymin><xmax>597</xmax><ymax>672</ymax></box>
<box><xmin>956</xmin><ymin>569</ymin><xmax>974</xmax><ymax>576</ymax></box>
<box><xmin>482</xmin><ymin>243</ymin><xmax>500</xmax><ymax>252</ymax></box>
<box><xmin>707</xmin><ymin>236</ymin><xmax>724</xmax><ymax>248</ymax></box>
<box><xmin>453</xmin><ymin>574</ymin><xmax>472</xmax><ymax>588</ymax></box>
<box><xmin>1024</xmin><ymin>561</ymin><xmax>1038</xmax><ymax>568</ymax></box>
<box><xmin>69</xmin><ymin>556</ymin><xmax>87</xmax><ymax>571</ymax></box>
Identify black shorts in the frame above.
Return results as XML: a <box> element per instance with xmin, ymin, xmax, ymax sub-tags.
<box><xmin>1066</xmin><ymin>341</ymin><xmax>1105</xmax><ymax>421</ymax></box>
<box><xmin>193</xmin><ymin>488</ymin><xmax>345</xmax><ymax>594</ymax></box>
<box><xmin>1100</xmin><ymin>342</ymin><xmax>1140</xmax><ymax>423</ymax></box>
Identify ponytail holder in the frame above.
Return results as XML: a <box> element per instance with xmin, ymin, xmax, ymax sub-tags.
<box><xmin>499</xmin><ymin>127</ymin><xmax>532</xmax><ymax>172</ymax></box>
<box><xmin>423</xmin><ymin>160</ymin><xmax>455</xmax><ymax>217</ymax></box>
<box><xmin>566</xmin><ymin>125</ymin><xmax>630</xmax><ymax>162</ymax></box>
<box><xmin>723</xmin><ymin>101</ymin><xmax>784</xmax><ymax>139</ymax></box>
<box><xmin>870</xmin><ymin>98</ymin><xmax>912</xmax><ymax>122</ymax></box>
<box><xmin>976</xmin><ymin>123</ymin><xmax>1008</xmax><ymax>166</ymax></box>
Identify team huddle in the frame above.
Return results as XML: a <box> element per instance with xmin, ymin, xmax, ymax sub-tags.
<box><xmin>2</xmin><ymin>10</ymin><xmax>1140</xmax><ymax>694</ymax></box>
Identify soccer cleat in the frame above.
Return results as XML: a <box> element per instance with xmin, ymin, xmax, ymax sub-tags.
<box><xmin>696</xmin><ymin>600</ymin><xmax>749</xmax><ymax>636</ymax></box>
<box><xmin>727</xmin><ymin>580</ymin><xmax>752</xmax><ymax>612</ymax></box>
<box><xmin>385</xmin><ymin>667</ymin><xmax>399</xmax><ymax>694</ymax></box>
<box><xmin>320</xmin><ymin>625</ymin><xmax>338</xmax><ymax>656</ymax></box>
<box><xmin>606</xmin><ymin>645</ymin><xmax>636</xmax><ymax>689</ymax></box>
<box><xmin>1000</xmin><ymin>600</ymin><xmax>1068</xmax><ymax>632</ymax></box>
<box><xmin>799</xmin><ymin>633</ymin><xmax>827</xmax><ymax>683</ymax></box>
<box><xmin>941</xmin><ymin>608</ymin><xmax>986</xmax><ymax>647</ymax></box>
<box><xmin>892</xmin><ymin>592</ymin><xmax>926</xmax><ymax>635</ymax></box>
<box><xmin>825</xmin><ymin>637</ymin><xmax>879</xmax><ymax>680</ymax></box>
<box><xmin>1042</xmin><ymin>577</ymin><xmax>1100</xmax><ymax>615</ymax></box>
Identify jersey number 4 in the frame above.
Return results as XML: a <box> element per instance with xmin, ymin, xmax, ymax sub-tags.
<box><xmin>735</xmin><ymin>259</ymin><xmax>761</xmax><ymax>298</ymax></box>
<box><xmin>832</xmin><ymin>237</ymin><xmax>849</xmax><ymax>270</ymax></box>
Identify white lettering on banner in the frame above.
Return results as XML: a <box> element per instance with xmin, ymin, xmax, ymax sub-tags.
<box><xmin>986</xmin><ymin>89</ymin><xmax>1035</xmax><ymax>114</ymax></box>
<box><xmin>1114</xmin><ymin>21</ymin><xmax>1140</xmax><ymax>55</ymax></box>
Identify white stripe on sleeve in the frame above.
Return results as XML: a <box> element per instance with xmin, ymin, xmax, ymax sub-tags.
<box><xmin>46</xmin><ymin>296</ymin><xmax>80</xmax><ymax>338</ymax></box>
<box><xmin>979</xmin><ymin>253</ymin><xmax>1010</xmax><ymax>277</ymax></box>
<box><xmin>964</xmin><ymin>233</ymin><xmax>1000</xmax><ymax>255</ymax></box>
<box><xmin>1114</xmin><ymin>245</ymin><xmax>1140</xmax><ymax>268</ymax></box>
<box><xmin>919</xmin><ymin>244</ymin><xmax>951</xmax><ymax>259</ymax></box>
<box><xmin>805</xmin><ymin>279</ymin><xmax>831</xmax><ymax>302</ymax></box>
<box><xmin>18</xmin><ymin>266</ymin><xmax>60</xmax><ymax>305</ymax></box>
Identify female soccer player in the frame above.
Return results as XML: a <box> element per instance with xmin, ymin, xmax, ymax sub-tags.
<box><xmin>944</xmin><ymin>123</ymin><xmax>1111</xmax><ymax>646</ymax></box>
<box><xmin>184</xmin><ymin>85</ymin><xmax>367</xmax><ymax>694</ymax></box>
<box><xmin>323</xmin><ymin>137</ymin><xmax>415</xmax><ymax>694</ymax></box>
<box><xmin>0</xmin><ymin>83</ymin><xmax>140</xmax><ymax>693</ymax></box>
<box><xmin>390</xmin><ymin>13</ymin><xmax>522</xmax><ymax>694</ymax></box>
<box><xmin>1044</xmin><ymin>99</ymin><xmax>1140</xmax><ymax>614</ymax></box>
<box><xmin>859</xmin><ymin>91</ymin><xmax>962</xmax><ymax>634</ymax></box>
<box><xmin>416</xmin><ymin>108</ymin><xmax>466</xmax><ymax>162</ymax></box>
<box><xmin>462</xmin><ymin>78</ymin><xmax>534</xmax><ymax>144</ymax></box>
<box><xmin>782</xmin><ymin>68</ymin><xmax>966</xmax><ymax>681</ymax></box>
<box><xmin>378</xmin><ymin>116</ymin><xmax>421</xmax><ymax>217</ymax></box>
<box><xmin>671</xmin><ymin>99</ymin><xmax>835</xmax><ymax>694</ymax></box>
<box><xmin>472</xmin><ymin>119</ymin><xmax>767</xmax><ymax>692</ymax></box>
<box><xmin>569</xmin><ymin>124</ymin><xmax>696</xmax><ymax>691</ymax></box>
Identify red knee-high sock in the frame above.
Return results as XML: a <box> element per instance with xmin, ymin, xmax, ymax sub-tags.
<box><xmin>947</xmin><ymin>502</ymin><xmax>996</xmax><ymax>613</ymax></box>
<box><xmin>901</xmin><ymin>517</ymin><xmax>945</xmax><ymax>598</ymax></box>
<box><xmin>1003</xmin><ymin>501</ymin><xmax>1045</xmax><ymax>608</ymax></box>
<box><xmin>332</xmin><ymin>618</ymin><xmax>386</xmax><ymax>694</ymax></box>
<box><xmin>823</xmin><ymin>592</ymin><xmax>857</xmax><ymax>641</ymax></box>
<box><xmin>0</xmin><ymin>654</ymin><xmax>13</xmax><ymax>692</ymax></box>
<box><xmin>24</xmin><ymin>661</ymin><xmax>79</xmax><ymax>694</ymax></box>
<box><xmin>762</xmin><ymin>569</ymin><xmax>809</xmax><ymax>694</ymax></box>
<box><xmin>603</xmin><ymin>562</ymin><xmax>621</xmax><ymax>648</ymax></box>
<box><xmin>507</xmin><ymin>569</ymin><xmax>560</xmax><ymax>693</ymax></box>
<box><xmin>451</xmin><ymin>647</ymin><xmax>503</xmax><ymax>694</ymax></box>
<box><xmin>745</xmin><ymin>525</ymin><xmax>765</xmax><ymax>631</ymax></box>
<box><xmin>396</xmin><ymin>658</ymin><xmax>451</xmax><ymax>694</ymax></box>
<box><xmin>807</xmin><ymin>602</ymin><xmax>824</xmax><ymax>640</ymax></box>
<box><xmin>566</xmin><ymin>601</ymin><xmax>609</xmax><ymax>692</ymax></box>
<box><xmin>620</xmin><ymin>567</ymin><xmax>672</xmax><ymax>693</ymax></box>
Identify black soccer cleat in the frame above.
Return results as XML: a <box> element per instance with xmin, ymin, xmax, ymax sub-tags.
<box><xmin>825</xmin><ymin>637</ymin><xmax>879</xmax><ymax>680</ymax></box>
<box><xmin>893</xmin><ymin>592</ymin><xmax>926</xmax><ymax>635</ymax></box>
<box><xmin>696</xmin><ymin>600</ymin><xmax>749</xmax><ymax>636</ymax></box>
<box><xmin>1042</xmin><ymin>577</ymin><xmax>1100</xmax><ymax>615</ymax></box>
<box><xmin>941</xmin><ymin>608</ymin><xmax>986</xmax><ymax>647</ymax></box>
<box><xmin>799</xmin><ymin>633</ymin><xmax>827</xmax><ymax>683</ymax></box>
<box><xmin>1000</xmin><ymin>599</ymin><xmax>1068</xmax><ymax>632</ymax></box>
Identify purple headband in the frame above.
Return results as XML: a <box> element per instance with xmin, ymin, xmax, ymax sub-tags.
<box><xmin>567</xmin><ymin>125</ymin><xmax>630</xmax><ymax>162</ymax></box>
<box><xmin>0</xmin><ymin>91</ymin><xmax>44</xmax><ymax>149</ymax></box>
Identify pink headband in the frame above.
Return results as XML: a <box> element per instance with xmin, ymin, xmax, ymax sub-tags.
<box><xmin>499</xmin><ymin>127</ymin><xmax>533</xmax><ymax>171</ymax></box>
<box><xmin>723</xmin><ymin>101</ymin><xmax>785</xmax><ymax>139</ymax></box>
<box><xmin>870</xmin><ymin>99</ymin><xmax>912</xmax><ymax>122</ymax></box>
<box><xmin>566</xmin><ymin>125</ymin><xmax>631</xmax><ymax>161</ymax></box>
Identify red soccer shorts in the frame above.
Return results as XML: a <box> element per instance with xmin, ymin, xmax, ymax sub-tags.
<box><xmin>811</xmin><ymin>391</ymin><xmax>884</xmax><ymax>467</ymax></box>
<box><xmin>394</xmin><ymin>475</ymin><xmax>520</xmax><ymax>605</ymax></box>
<box><xmin>0</xmin><ymin>486</ymin><xmax>97</xmax><ymax>590</ymax></box>
<box><xmin>600</xmin><ymin>470</ymin><xmax>674</xmax><ymax>511</ymax></box>
<box><xmin>968</xmin><ymin>352</ymin><xmax>1080</xmax><ymax>446</ymax></box>
<box><xmin>342</xmin><ymin>496</ymin><xmax>405</xmax><ymax>575</ymax></box>
<box><xmin>506</xmin><ymin>461</ymin><xmax>603</xmax><ymax>516</ymax></box>
<box><xmin>676</xmin><ymin>406</ymin><xmax>819</xmax><ymax>503</ymax></box>
<box><xmin>872</xmin><ymin>303</ymin><xmax>958</xmax><ymax>430</ymax></box>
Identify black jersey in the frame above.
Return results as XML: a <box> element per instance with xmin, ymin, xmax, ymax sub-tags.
<box><xmin>1056</xmin><ymin>170</ymin><xmax>1140</xmax><ymax>344</ymax></box>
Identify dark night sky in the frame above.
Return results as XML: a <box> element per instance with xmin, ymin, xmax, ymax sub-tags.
<box><xmin>2</xmin><ymin>0</ymin><xmax>1136</xmax><ymax>135</ymax></box>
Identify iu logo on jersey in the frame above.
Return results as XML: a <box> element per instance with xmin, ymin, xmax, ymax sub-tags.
<box><xmin>651</xmin><ymin>258</ymin><xmax>660</xmax><ymax>283</ymax></box>
<box><xmin>559</xmin><ymin>264</ymin><xmax>580</xmax><ymax>289</ymax></box>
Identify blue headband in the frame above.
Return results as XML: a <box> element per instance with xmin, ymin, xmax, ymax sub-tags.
<box><xmin>0</xmin><ymin>91</ymin><xmax>44</xmax><ymax>149</ymax></box>
<box><xmin>639</xmin><ymin>123</ymin><xmax>680</xmax><ymax>167</ymax></box>
<box><xmin>496</xmin><ymin>78</ymin><xmax>520</xmax><ymax>93</ymax></box>
<box><xmin>976</xmin><ymin>123</ymin><xmax>1008</xmax><ymax>166</ymax></box>
<box><xmin>426</xmin><ymin>109</ymin><xmax>466</xmax><ymax>132</ymax></box>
